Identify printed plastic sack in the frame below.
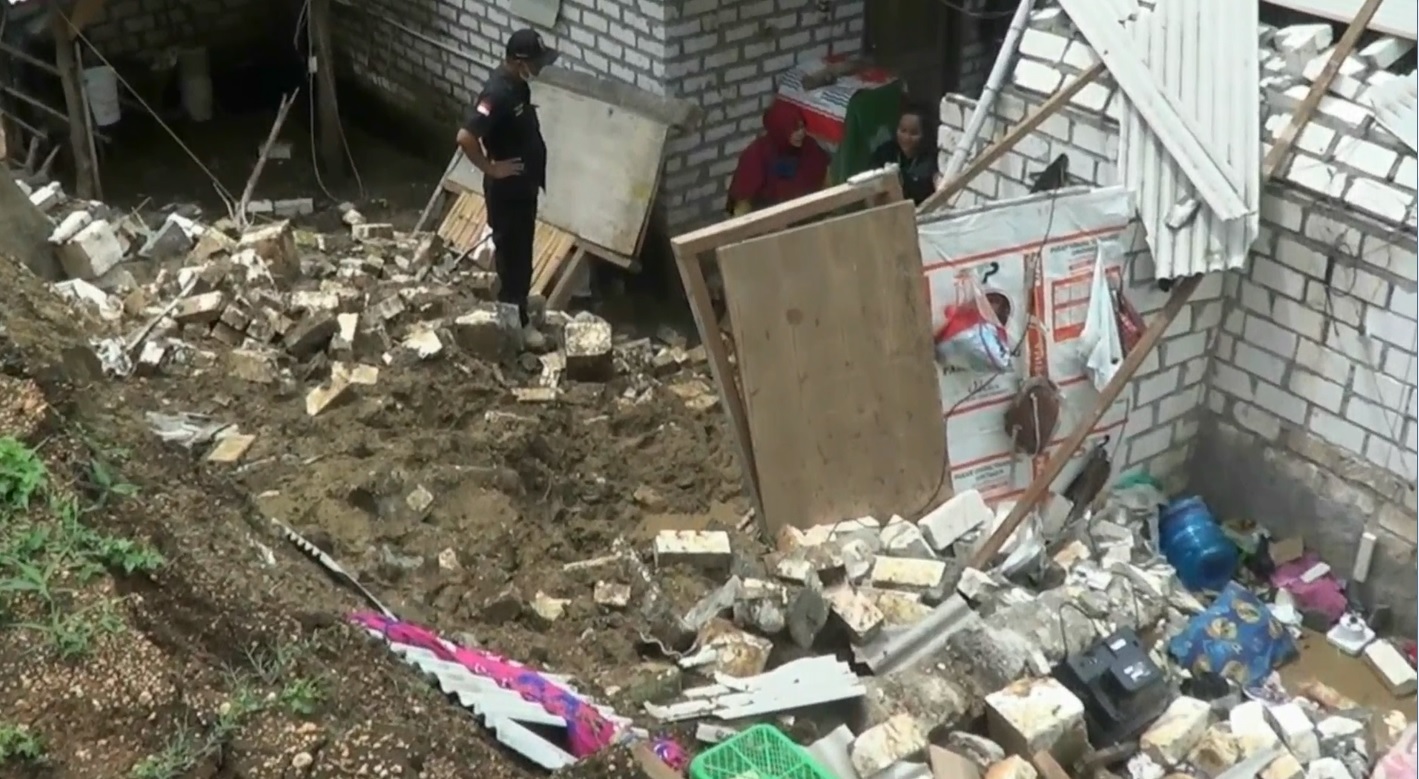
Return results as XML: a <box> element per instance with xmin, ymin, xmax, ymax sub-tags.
<box><xmin>935</xmin><ymin>272</ymin><xmax>1012</xmax><ymax>373</ymax></box>
<box><xmin>1167</xmin><ymin>582</ymin><xmax>1298</xmax><ymax>687</ymax></box>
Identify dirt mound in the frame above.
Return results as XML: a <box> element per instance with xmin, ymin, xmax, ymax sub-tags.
<box><xmin>0</xmin><ymin>234</ymin><xmax>743</xmax><ymax>778</ymax></box>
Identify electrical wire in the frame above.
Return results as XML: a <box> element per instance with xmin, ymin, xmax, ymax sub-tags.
<box><xmin>295</xmin><ymin>0</ymin><xmax>365</xmax><ymax>203</ymax></box>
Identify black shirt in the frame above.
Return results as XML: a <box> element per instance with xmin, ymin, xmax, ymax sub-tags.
<box><xmin>463</xmin><ymin>68</ymin><xmax>547</xmax><ymax>200</ymax></box>
<box><xmin>870</xmin><ymin>140</ymin><xmax>938</xmax><ymax>205</ymax></box>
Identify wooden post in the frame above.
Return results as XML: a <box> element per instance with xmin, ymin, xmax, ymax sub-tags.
<box><xmin>51</xmin><ymin>10</ymin><xmax>95</xmax><ymax>200</ymax></box>
<box><xmin>309</xmin><ymin>0</ymin><xmax>345</xmax><ymax>177</ymax></box>
<box><xmin>965</xmin><ymin>0</ymin><xmax>1384</xmax><ymax>570</ymax></box>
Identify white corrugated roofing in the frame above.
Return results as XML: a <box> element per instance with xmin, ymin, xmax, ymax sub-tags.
<box><xmin>1121</xmin><ymin>0</ymin><xmax>1261</xmax><ymax>278</ymax></box>
<box><xmin>1060</xmin><ymin>0</ymin><xmax>1261</xmax><ymax>279</ymax></box>
<box><xmin>1263</xmin><ymin>0</ymin><xmax>1417</xmax><ymax>42</ymax></box>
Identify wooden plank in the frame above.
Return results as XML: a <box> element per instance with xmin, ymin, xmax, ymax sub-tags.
<box><xmin>674</xmin><ymin>169</ymin><xmax>899</xmax><ymax>257</ymax></box>
<box><xmin>967</xmin><ymin>274</ymin><xmax>1201</xmax><ymax>568</ymax></box>
<box><xmin>447</xmin><ymin>80</ymin><xmax>668</xmax><ymax>256</ymax></box>
<box><xmin>716</xmin><ymin>201</ymin><xmax>944</xmax><ymax>531</ymax></box>
<box><xmin>51</xmin><ymin>11</ymin><xmax>94</xmax><ymax>200</ymax></box>
<box><xmin>545</xmin><ymin>248</ymin><xmax>589</xmax><ymax>309</ymax></box>
<box><xmin>918</xmin><ymin>62</ymin><xmax>1104</xmax><ymax>214</ymax></box>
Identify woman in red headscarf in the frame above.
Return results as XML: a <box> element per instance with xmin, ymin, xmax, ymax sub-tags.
<box><xmin>726</xmin><ymin>102</ymin><xmax>831</xmax><ymax>216</ymax></box>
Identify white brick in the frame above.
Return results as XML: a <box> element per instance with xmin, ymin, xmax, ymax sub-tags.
<box><xmin>1157</xmin><ymin>386</ymin><xmax>1199</xmax><ymax>425</ymax></box>
<box><xmin>1136</xmin><ymin>367</ymin><xmax>1180</xmax><ymax>406</ymax></box>
<box><xmin>1393</xmin><ymin>156</ymin><xmax>1417</xmax><ymax>191</ymax></box>
<box><xmin>1240</xmin><ymin>279</ymin><xmax>1273</xmax><ymax>314</ymax></box>
<box><xmin>1266</xmin><ymin>702</ymin><xmax>1320</xmax><ymax>763</ymax></box>
<box><xmin>1234</xmin><ymin>341</ymin><xmax>1288</xmax><ymax>384</ymax></box>
<box><xmin>1381</xmin><ymin>345</ymin><xmax>1415</xmax><ymax>384</ymax></box>
<box><xmin>1335</xmin><ymin>136</ymin><xmax>1400</xmax><ymax>179</ymax></box>
<box><xmin>1362</xmin><ymin>640</ymin><xmax>1417</xmax><ymax>696</ymax></box>
<box><xmin>1284</xmin><ymin>155</ymin><xmax>1350</xmax><ymax>199</ymax></box>
<box><xmin>917</xmin><ymin>489</ymin><xmax>991</xmax><ymax>551</ymax></box>
<box><xmin>1141</xmin><ymin>696</ymin><xmax>1211</xmax><ymax>766</ymax></box>
<box><xmin>1365</xmin><ymin>305</ymin><xmax>1418</xmax><ymax>348</ymax></box>
<box><xmin>1230</xmin><ymin>700</ymin><xmax>1281</xmax><ymax>756</ymax></box>
<box><xmin>1014</xmin><ymin>58</ymin><xmax>1063</xmax><ymax>94</ymax></box>
<box><xmin>1347</xmin><ymin>178</ymin><xmax>1414</xmax><ymax>225</ymax></box>
<box><xmin>1353</xmin><ymin>369</ymin><xmax>1416</xmax><ymax>416</ymax></box>
<box><xmin>1260</xmin><ymin>196</ymin><xmax>1305</xmax><ymax>232</ymax></box>
<box><xmin>1244</xmin><ymin>314</ymin><xmax>1299</xmax><ymax>358</ymax></box>
<box><xmin>1255</xmin><ymin>381</ymin><xmax>1308</xmax><ymax>425</ymax></box>
<box><xmin>1129</xmin><ymin>425</ymin><xmax>1174</xmax><ymax>462</ymax></box>
<box><xmin>1364</xmin><ymin>435</ymin><xmax>1417</xmax><ymax>478</ymax></box>
<box><xmin>1309</xmin><ymin>408</ymin><xmax>1368</xmax><ymax>454</ymax></box>
<box><xmin>1362</xmin><ymin>235</ymin><xmax>1417</xmax><ymax>284</ymax></box>
<box><xmin>986</xmin><ymin>678</ymin><xmax>1088</xmax><ymax>763</ymax></box>
<box><xmin>1297</xmin><ymin>338</ymin><xmax>1355</xmax><ymax>380</ymax></box>
<box><xmin>1235</xmin><ymin>402</ymin><xmax>1282</xmax><ymax>440</ymax></box>
<box><xmin>1344</xmin><ymin>395</ymin><xmax>1402</xmax><ymax>437</ymax></box>
<box><xmin>1213</xmin><ymin>363</ymin><xmax>1255</xmax><ymax>400</ymax></box>
<box><xmin>1289</xmin><ymin>370</ymin><xmax>1345</xmax><ymax>412</ymax></box>
<box><xmin>1019</xmin><ymin>28</ymin><xmax>1068</xmax><ymax>63</ymax></box>
<box><xmin>851</xmin><ymin>713</ymin><xmax>928</xmax><ymax>777</ymax></box>
<box><xmin>1270</xmin><ymin>296</ymin><xmax>1326</xmax><ymax>342</ymax></box>
<box><xmin>1391</xmin><ymin>284</ymin><xmax>1416</xmax><ymax>321</ymax></box>
<box><xmin>1304</xmin><ymin>213</ymin><xmax>1364</xmax><ymax>257</ymax></box>
<box><xmin>1251</xmin><ymin>255</ymin><xmax>1307</xmax><ymax>299</ymax></box>
<box><xmin>1307</xmin><ymin>283</ymin><xmax>1364</xmax><ymax>326</ymax></box>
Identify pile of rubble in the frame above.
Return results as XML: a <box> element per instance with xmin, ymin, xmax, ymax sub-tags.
<box><xmin>603</xmin><ymin>483</ymin><xmax>1414</xmax><ymax>779</ymax></box>
<box><xmin>23</xmin><ymin>182</ymin><xmax>715</xmax><ymax>427</ymax></box>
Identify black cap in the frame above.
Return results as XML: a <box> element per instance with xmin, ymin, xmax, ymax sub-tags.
<box><xmin>506</xmin><ymin>28</ymin><xmax>558</xmax><ymax>68</ymax></box>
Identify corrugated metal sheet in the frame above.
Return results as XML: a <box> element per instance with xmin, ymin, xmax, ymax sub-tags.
<box><xmin>1368</xmin><ymin>71</ymin><xmax>1418</xmax><ymax>152</ymax></box>
<box><xmin>1117</xmin><ymin>0</ymin><xmax>1261</xmax><ymax>278</ymax></box>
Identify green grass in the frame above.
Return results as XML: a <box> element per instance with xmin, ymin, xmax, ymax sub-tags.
<box><xmin>0</xmin><ymin>723</ymin><xmax>46</xmax><ymax>766</ymax></box>
<box><xmin>0</xmin><ymin>436</ymin><xmax>163</xmax><ymax>660</ymax></box>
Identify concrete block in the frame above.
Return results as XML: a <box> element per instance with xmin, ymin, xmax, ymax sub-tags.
<box><xmin>351</xmin><ymin>222</ymin><xmax>395</xmax><ymax>240</ymax></box>
<box><xmin>850</xmin><ymin>713</ymin><xmax>928</xmax><ymax>777</ymax></box>
<box><xmin>564</xmin><ymin>315</ymin><xmax>614</xmax><ymax>381</ymax></box>
<box><xmin>1230</xmin><ymin>700</ymin><xmax>1281</xmax><ymax>756</ymax></box>
<box><xmin>1362</xmin><ymin>640</ymin><xmax>1417</xmax><ymax>696</ymax></box>
<box><xmin>652</xmin><ymin>530</ymin><xmax>731</xmax><ymax>568</ymax></box>
<box><xmin>452</xmin><ymin>304</ymin><xmax>522</xmax><ymax>361</ymax></box>
<box><xmin>858</xmin><ymin>587</ymin><xmax>931</xmax><ymax>627</ymax></box>
<box><xmin>1140</xmin><ymin>696</ymin><xmax>1211</xmax><ymax>766</ymax></box>
<box><xmin>918</xmin><ymin>488</ymin><xmax>992</xmax><ymax>551</ymax></box>
<box><xmin>1187</xmin><ymin>725</ymin><xmax>1240</xmax><ymax>778</ymax></box>
<box><xmin>985</xmin><ymin>677</ymin><xmax>1088</xmax><ymax>765</ymax></box>
<box><xmin>1315</xmin><ymin>715</ymin><xmax>1366</xmax><ymax>758</ymax></box>
<box><xmin>173</xmin><ymin>291</ymin><xmax>227</xmax><ymax>324</ymax></box>
<box><xmin>1266</xmin><ymin>702</ymin><xmax>1320</xmax><ymax>763</ymax></box>
<box><xmin>237</xmin><ymin>220</ymin><xmax>298</xmax><ymax>280</ymax></box>
<box><xmin>206</xmin><ymin>433</ymin><xmax>255</xmax><ymax>463</ymax></box>
<box><xmin>824</xmin><ymin>585</ymin><xmax>884</xmax><ymax>643</ymax></box>
<box><xmin>868</xmin><ymin>556</ymin><xmax>947</xmax><ymax>591</ymax></box>
<box><xmin>59</xmin><ymin>219</ymin><xmax>126</xmax><ymax>280</ymax></box>
<box><xmin>880</xmin><ymin>519</ymin><xmax>936</xmax><ymax>558</ymax></box>
<box><xmin>1261</xmin><ymin>752</ymin><xmax>1304</xmax><ymax>779</ymax></box>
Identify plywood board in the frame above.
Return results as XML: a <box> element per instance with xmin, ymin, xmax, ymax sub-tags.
<box><xmin>716</xmin><ymin>200</ymin><xmax>946</xmax><ymax>529</ymax></box>
<box><xmin>435</xmin><ymin>190</ymin><xmax>577</xmax><ymax>295</ymax></box>
<box><xmin>447</xmin><ymin>81</ymin><xmax>668</xmax><ymax>257</ymax></box>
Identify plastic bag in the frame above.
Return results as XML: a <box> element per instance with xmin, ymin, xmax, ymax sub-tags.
<box><xmin>935</xmin><ymin>272</ymin><xmax>1012</xmax><ymax>373</ymax></box>
<box><xmin>1077</xmin><ymin>248</ymin><xmax>1123</xmax><ymax>391</ymax></box>
<box><xmin>1371</xmin><ymin>724</ymin><xmax>1416</xmax><ymax>779</ymax></box>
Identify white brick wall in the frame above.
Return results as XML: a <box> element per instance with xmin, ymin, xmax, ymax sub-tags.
<box><xmin>331</xmin><ymin>0</ymin><xmax>670</xmax><ymax>130</ymax></box>
<box><xmin>79</xmin><ymin>0</ymin><xmax>271</xmax><ymax>57</ymax></box>
<box><xmin>658</xmin><ymin>0</ymin><xmax>864</xmax><ymax>229</ymax></box>
<box><xmin>956</xmin><ymin>8</ymin><xmax>1417</xmax><ymax>602</ymax></box>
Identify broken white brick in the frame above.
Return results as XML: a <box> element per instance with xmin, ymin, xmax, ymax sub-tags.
<box><xmin>59</xmin><ymin>219</ymin><xmax>126</xmax><ymax>279</ymax></box>
<box><xmin>652</xmin><ymin>530</ymin><xmax>731</xmax><ymax>568</ymax></box>
<box><xmin>838</xmin><ymin>538</ymin><xmax>874</xmax><ymax>582</ymax></box>
<box><xmin>985</xmin><ymin>677</ymin><xmax>1088</xmax><ymax>765</ymax></box>
<box><xmin>1262</xmin><ymin>752</ymin><xmax>1305</xmax><ymax>779</ymax></box>
<box><xmin>879</xmin><ymin>520</ymin><xmax>936</xmax><ymax>558</ymax></box>
<box><xmin>592</xmin><ymin>581</ymin><xmax>630</xmax><ymax>608</ymax></box>
<box><xmin>1359</xmin><ymin>36</ymin><xmax>1415</xmax><ymax>71</ymax></box>
<box><xmin>49</xmin><ymin>210</ymin><xmax>92</xmax><ymax>243</ymax></box>
<box><xmin>824</xmin><ymin>585</ymin><xmax>884</xmax><ymax>643</ymax></box>
<box><xmin>1266</xmin><ymin>702</ymin><xmax>1320</xmax><ymax>763</ymax></box>
<box><xmin>1230</xmin><ymin>700</ymin><xmax>1282</xmax><ymax>756</ymax></box>
<box><xmin>1275</xmin><ymin>24</ymin><xmax>1333</xmax><ymax>73</ymax></box>
<box><xmin>986</xmin><ymin>756</ymin><xmax>1039</xmax><ymax>779</ymax></box>
<box><xmin>1315</xmin><ymin>715</ymin><xmax>1365</xmax><ymax>755</ymax></box>
<box><xmin>28</xmin><ymin>181</ymin><xmax>63</xmax><ymax>212</ymax></box>
<box><xmin>351</xmin><ymin>222</ymin><xmax>395</xmax><ymax>240</ymax></box>
<box><xmin>1363</xmin><ymin>639</ymin><xmax>1417</xmax><ymax>696</ymax></box>
<box><xmin>1188</xmin><ymin>724</ymin><xmax>1241</xmax><ymax>778</ymax></box>
<box><xmin>1140</xmin><ymin>696</ymin><xmax>1211</xmax><ymax>766</ymax></box>
<box><xmin>850</xmin><ymin>713</ymin><xmax>928</xmax><ymax>777</ymax></box>
<box><xmin>564</xmin><ymin>316</ymin><xmax>614</xmax><ymax>381</ymax></box>
<box><xmin>918</xmin><ymin>488</ymin><xmax>992</xmax><ymax>551</ymax></box>
<box><xmin>868</xmin><ymin>556</ymin><xmax>947</xmax><ymax>591</ymax></box>
<box><xmin>860</xmin><ymin>587</ymin><xmax>931</xmax><ymax>627</ymax></box>
<box><xmin>237</xmin><ymin>220</ymin><xmax>298</xmax><ymax>279</ymax></box>
<box><xmin>172</xmin><ymin>291</ymin><xmax>227</xmax><ymax>323</ymax></box>
<box><xmin>1305</xmin><ymin>757</ymin><xmax>1351</xmax><ymax>779</ymax></box>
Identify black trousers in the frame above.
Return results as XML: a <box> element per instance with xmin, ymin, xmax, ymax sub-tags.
<box><xmin>485</xmin><ymin>193</ymin><xmax>538</xmax><ymax>327</ymax></box>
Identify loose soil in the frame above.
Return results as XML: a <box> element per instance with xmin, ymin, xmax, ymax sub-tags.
<box><xmin>0</xmin><ymin>192</ymin><xmax>747</xmax><ymax>775</ymax></box>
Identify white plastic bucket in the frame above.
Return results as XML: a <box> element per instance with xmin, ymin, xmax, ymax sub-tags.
<box><xmin>177</xmin><ymin>47</ymin><xmax>212</xmax><ymax>122</ymax></box>
<box><xmin>81</xmin><ymin>66</ymin><xmax>121</xmax><ymax>126</ymax></box>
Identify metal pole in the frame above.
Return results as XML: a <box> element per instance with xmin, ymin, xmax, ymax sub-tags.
<box><xmin>941</xmin><ymin>0</ymin><xmax>1035</xmax><ymax>180</ymax></box>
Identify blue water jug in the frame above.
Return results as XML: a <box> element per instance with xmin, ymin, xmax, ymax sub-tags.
<box><xmin>1159</xmin><ymin>496</ymin><xmax>1238</xmax><ymax>592</ymax></box>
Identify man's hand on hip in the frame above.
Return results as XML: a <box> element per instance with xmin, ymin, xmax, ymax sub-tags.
<box><xmin>486</xmin><ymin>158</ymin><xmax>524</xmax><ymax>179</ymax></box>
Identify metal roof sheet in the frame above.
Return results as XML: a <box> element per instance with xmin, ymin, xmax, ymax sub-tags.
<box><xmin>1262</xmin><ymin>0</ymin><xmax>1417</xmax><ymax>42</ymax></box>
<box><xmin>1112</xmin><ymin>0</ymin><xmax>1261</xmax><ymax>278</ymax></box>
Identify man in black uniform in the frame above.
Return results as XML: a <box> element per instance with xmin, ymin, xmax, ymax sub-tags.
<box><xmin>455</xmin><ymin>29</ymin><xmax>558</xmax><ymax>351</ymax></box>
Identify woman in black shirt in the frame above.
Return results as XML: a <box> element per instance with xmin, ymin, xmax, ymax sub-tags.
<box><xmin>870</xmin><ymin>104</ymin><xmax>940</xmax><ymax>205</ymax></box>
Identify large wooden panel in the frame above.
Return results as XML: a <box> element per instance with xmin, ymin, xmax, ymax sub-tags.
<box><xmin>717</xmin><ymin>200</ymin><xmax>947</xmax><ymax>529</ymax></box>
<box><xmin>447</xmin><ymin>81</ymin><xmax>668</xmax><ymax>257</ymax></box>
<box><xmin>435</xmin><ymin>191</ymin><xmax>576</xmax><ymax>295</ymax></box>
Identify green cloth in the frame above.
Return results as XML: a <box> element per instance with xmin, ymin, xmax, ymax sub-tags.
<box><xmin>828</xmin><ymin>81</ymin><xmax>906</xmax><ymax>184</ymax></box>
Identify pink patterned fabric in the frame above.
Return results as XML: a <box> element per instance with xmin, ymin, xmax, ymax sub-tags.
<box><xmin>350</xmin><ymin>612</ymin><xmax>689</xmax><ymax>770</ymax></box>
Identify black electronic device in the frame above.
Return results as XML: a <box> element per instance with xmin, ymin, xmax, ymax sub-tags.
<box><xmin>1051</xmin><ymin>627</ymin><xmax>1172</xmax><ymax>749</ymax></box>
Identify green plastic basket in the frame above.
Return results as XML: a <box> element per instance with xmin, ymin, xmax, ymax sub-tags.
<box><xmin>689</xmin><ymin>725</ymin><xmax>836</xmax><ymax>779</ymax></box>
